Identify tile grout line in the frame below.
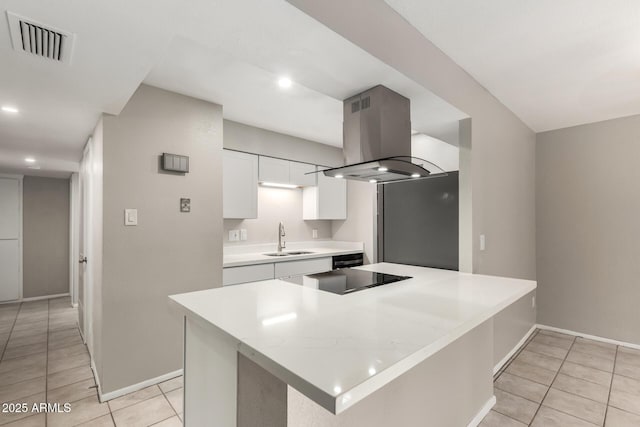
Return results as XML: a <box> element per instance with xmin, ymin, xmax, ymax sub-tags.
<box><xmin>491</xmin><ymin>330</ymin><xmax>550</xmax><ymax>425</ymax></box>
<box><xmin>527</xmin><ymin>334</ymin><xmax>577</xmax><ymax>426</ymax></box>
<box><xmin>530</xmin><ymin>340</ymin><xmax>615</xmax><ymax>426</ymax></box>
<box><xmin>158</xmin><ymin>382</ymin><xmax>181</xmax><ymax>420</ymax></box>
<box><xmin>495</xmin><ymin>329</ymin><xmax>542</xmax><ymax>380</ymax></box>
<box><xmin>602</xmin><ymin>345</ymin><xmax>619</xmax><ymax>425</ymax></box>
<box><xmin>0</xmin><ymin>303</ymin><xmax>21</xmax><ymax>362</ymax></box>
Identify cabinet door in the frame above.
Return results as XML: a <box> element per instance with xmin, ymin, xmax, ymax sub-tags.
<box><xmin>223</xmin><ymin>263</ymin><xmax>274</xmax><ymax>286</ymax></box>
<box><xmin>0</xmin><ymin>177</ymin><xmax>20</xmax><ymax>302</ymax></box>
<box><xmin>258</xmin><ymin>156</ymin><xmax>290</xmax><ymax>184</ymax></box>
<box><xmin>274</xmin><ymin>257</ymin><xmax>332</xmax><ymax>278</ymax></box>
<box><xmin>0</xmin><ymin>240</ymin><xmax>19</xmax><ymax>301</ymax></box>
<box><xmin>318</xmin><ymin>173</ymin><xmax>347</xmax><ymax>220</ymax></box>
<box><xmin>289</xmin><ymin>162</ymin><xmax>316</xmax><ymax>187</ymax></box>
<box><xmin>223</xmin><ymin>150</ymin><xmax>258</xmax><ymax>219</ymax></box>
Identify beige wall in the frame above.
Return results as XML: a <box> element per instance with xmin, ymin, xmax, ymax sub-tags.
<box><xmin>98</xmin><ymin>84</ymin><xmax>223</xmax><ymax>394</ymax></box>
<box><xmin>224</xmin><ymin>120</ymin><xmax>343</xmax><ymax>167</ymax></box>
<box><xmin>224</xmin><ymin>186</ymin><xmax>332</xmax><ymax>246</ymax></box>
<box><xmin>537</xmin><ymin>114</ymin><xmax>640</xmax><ymax>345</ymax></box>
<box><xmin>22</xmin><ymin>176</ymin><xmax>70</xmax><ymax>298</ymax></box>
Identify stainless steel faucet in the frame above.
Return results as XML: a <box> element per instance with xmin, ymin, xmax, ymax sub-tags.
<box><xmin>277</xmin><ymin>221</ymin><xmax>286</xmax><ymax>253</ymax></box>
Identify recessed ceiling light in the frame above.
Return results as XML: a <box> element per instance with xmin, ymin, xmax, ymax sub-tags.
<box><xmin>411</xmin><ymin>173</ymin><xmax>420</xmax><ymax>178</ymax></box>
<box><xmin>2</xmin><ymin>106</ymin><xmax>19</xmax><ymax>113</ymax></box>
<box><xmin>278</xmin><ymin>77</ymin><xmax>292</xmax><ymax>89</ymax></box>
<box><xmin>334</xmin><ymin>174</ymin><xmax>344</xmax><ymax>179</ymax></box>
<box><xmin>25</xmin><ymin>157</ymin><xmax>36</xmax><ymax>163</ymax></box>
<box><xmin>377</xmin><ymin>167</ymin><xmax>388</xmax><ymax>172</ymax></box>
<box><xmin>369</xmin><ymin>179</ymin><xmax>378</xmax><ymax>183</ymax></box>
<box><xmin>28</xmin><ymin>165</ymin><xmax>41</xmax><ymax>170</ymax></box>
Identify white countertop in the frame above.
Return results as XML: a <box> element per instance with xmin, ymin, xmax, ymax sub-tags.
<box><xmin>223</xmin><ymin>240</ymin><xmax>363</xmax><ymax>268</ymax></box>
<box><xmin>170</xmin><ymin>263</ymin><xmax>536</xmax><ymax>414</ymax></box>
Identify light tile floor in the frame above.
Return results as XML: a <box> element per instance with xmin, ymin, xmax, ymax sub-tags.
<box><xmin>482</xmin><ymin>329</ymin><xmax>640</xmax><ymax>427</ymax></box>
<box><xmin>4</xmin><ymin>298</ymin><xmax>640</xmax><ymax>426</ymax></box>
<box><xmin>0</xmin><ymin>297</ymin><xmax>183</xmax><ymax>426</ymax></box>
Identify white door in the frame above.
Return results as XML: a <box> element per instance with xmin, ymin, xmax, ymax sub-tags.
<box><xmin>0</xmin><ymin>177</ymin><xmax>21</xmax><ymax>302</ymax></box>
<box><xmin>79</xmin><ymin>141</ymin><xmax>93</xmax><ymax>349</ymax></box>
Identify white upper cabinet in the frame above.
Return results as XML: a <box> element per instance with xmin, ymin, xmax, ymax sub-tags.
<box><xmin>303</xmin><ymin>168</ymin><xmax>347</xmax><ymax>220</ymax></box>
<box><xmin>259</xmin><ymin>156</ymin><xmax>316</xmax><ymax>187</ymax></box>
<box><xmin>223</xmin><ymin>150</ymin><xmax>258</xmax><ymax>219</ymax></box>
<box><xmin>289</xmin><ymin>162</ymin><xmax>316</xmax><ymax>187</ymax></box>
<box><xmin>258</xmin><ymin>156</ymin><xmax>290</xmax><ymax>184</ymax></box>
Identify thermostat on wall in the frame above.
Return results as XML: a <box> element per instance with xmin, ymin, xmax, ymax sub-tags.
<box><xmin>162</xmin><ymin>153</ymin><xmax>189</xmax><ymax>173</ymax></box>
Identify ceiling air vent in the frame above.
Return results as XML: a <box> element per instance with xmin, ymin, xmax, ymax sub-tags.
<box><xmin>6</xmin><ymin>12</ymin><xmax>75</xmax><ymax>64</ymax></box>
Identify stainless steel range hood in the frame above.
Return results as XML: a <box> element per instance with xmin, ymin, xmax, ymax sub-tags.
<box><xmin>321</xmin><ymin>85</ymin><xmax>446</xmax><ymax>183</ymax></box>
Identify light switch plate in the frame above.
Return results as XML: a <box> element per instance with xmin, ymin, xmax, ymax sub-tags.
<box><xmin>229</xmin><ymin>230</ymin><xmax>240</xmax><ymax>242</ymax></box>
<box><xmin>479</xmin><ymin>234</ymin><xmax>486</xmax><ymax>251</ymax></box>
<box><xmin>312</xmin><ymin>229</ymin><xmax>318</xmax><ymax>239</ymax></box>
<box><xmin>240</xmin><ymin>229</ymin><xmax>247</xmax><ymax>241</ymax></box>
<box><xmin>125</xmin><ymin>209</ymin><xmax>138</xmax><ymax>226</ymax></box>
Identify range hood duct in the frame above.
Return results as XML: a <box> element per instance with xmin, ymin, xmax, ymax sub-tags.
<box><xmin>321</xmin><ymin>85</ymin><xmax>446</xmax><ymax>183</ymax></box>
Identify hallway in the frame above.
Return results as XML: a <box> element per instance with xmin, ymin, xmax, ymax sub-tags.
<box><xmin>0</xmin><ymin>298</ymin><xmax>183</xmax><ymax>426</ymax></box>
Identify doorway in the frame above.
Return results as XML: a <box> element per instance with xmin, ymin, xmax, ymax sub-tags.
<box><xmin>0</xmin><ymin>175</ymin><xmax>22</xmax><ymax>302</ymax></box>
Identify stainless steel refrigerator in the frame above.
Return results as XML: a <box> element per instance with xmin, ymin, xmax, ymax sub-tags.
<box><xmin>377</xmin><ymin>172</ymin><xmax>459</xmax><ymax>270</ymax></box>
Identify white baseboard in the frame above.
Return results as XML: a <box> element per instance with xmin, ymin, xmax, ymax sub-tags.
<box><xmin>467</xmin><ymin>395</ymin><xmax>496</xmax><ymax>427</ymax></box>
<box><xmin>99</xmin><ymin>369</ymin><xmax>184</xmax><ymax>402</ymax></box>
<box><xmin>0</xmin><ymin>292</ymin><xmax>71</xmax><ymax>305</ymax></box>
<box><xmin>493</xmin><ymin>324</ymin><xmax>537</xmax><ymax>375</ymax></box>
<box><xmin>90</xmin><ymin>357</ymin><xmax>103</xmax><ymax>402</ymax></box>
<box><xmin>537</xmin><ymin>324</ymin><xmax>640</xmax><ymax>351</ymax></box>
<box><xmin>22</xmin><ymin>293</ymin><xmax>70</xmax><ymax>302</ymax></box>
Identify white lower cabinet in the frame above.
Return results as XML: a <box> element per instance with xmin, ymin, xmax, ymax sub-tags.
<box><xmin>222</xmin><ymin>263</ymin><xmax>274</xmax><ymax>286</ymax></box>
<box><xmin>223</xmin><ymin>257</ymin><xmax>333</xmax><ymax>285</ymax></box>
<box><xmin>274</xmin><ymin>257</ymin><xmax>332</xmax><ymax>279</ymax></box>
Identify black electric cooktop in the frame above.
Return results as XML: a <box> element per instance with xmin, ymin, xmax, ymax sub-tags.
<box><xmin>281</xmin><ymin>268</ymin><xmax>411</xmax><ymax>295</ymax></box>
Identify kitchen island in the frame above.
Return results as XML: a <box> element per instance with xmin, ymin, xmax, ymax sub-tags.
<box><xmin>169</xmin><ymin>263</ymin><xmax>536</xmax><ymax>427</ymax></box>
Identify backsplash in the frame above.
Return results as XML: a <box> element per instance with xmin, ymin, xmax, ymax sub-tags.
<box><xmin>223</xmin><ymin>186</ymin><xmax>332</xmax><ymax>245</ymax></box>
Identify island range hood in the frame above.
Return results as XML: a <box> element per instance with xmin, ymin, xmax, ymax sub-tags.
<box><xmin>321</xmin><ymin>85</ymin><xmax>446</xmax><ymax>183</ymax></box>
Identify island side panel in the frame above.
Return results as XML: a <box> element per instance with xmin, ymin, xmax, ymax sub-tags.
<box><xmin>493</xmin><ymin>290</ymin><xmax>537</xmax><ymax>371</ymax></box>
<box><xmin>238</xmin><ymin>354</ymin><xmax>288</xmax><ymax>427</ymax></box>
<box><xmin>287</xmin><ymin>320</ymin><xmax>494</xmax><ymax>427</ymax></box>
<box><xmin>184</xmin><ymin>317</ymin><xmax>239</xmax><ymax>427</ymax></box>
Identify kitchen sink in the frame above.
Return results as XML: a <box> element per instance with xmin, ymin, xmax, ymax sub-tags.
<box><xmin>263</xmin><ymin>251</ymin><xmax>315</xmax><ymax>257</ymax></box>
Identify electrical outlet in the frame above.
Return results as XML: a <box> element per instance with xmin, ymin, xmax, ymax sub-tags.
<box><xmin>532</xmin><ymin>295</ymin><xmax>536</xmax><ymax>309</ymax></box>
<box><xmin>312</xmin><ymin>229</ymin><xmax>318</xmax><ymax>239</ymax></box>
<box><xmin>124</xmin><ymin>209</ymin><xmax>138</xmax><ymax>226</ymax></box>
<box><xmin>240</xmin><ymin>229</ymin><xmax>248</xmax><ymax>241</ymax></box>
<box><xmin>229</xmin><ymin>230</ymin><xmax>240</xmax><ymax>242</ymax></box>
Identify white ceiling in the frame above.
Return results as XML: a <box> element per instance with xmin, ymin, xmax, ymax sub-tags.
<box><xmin>0</xmin><ymin>0</ymin><xmax>466</xmax><ymax>177</ymax></box>
<box><xmin>0</xmin><ymin>0</ymin><xmax>179</xmax><ymax>176</ymax></box>
<box><xmin>384</xmin><ymin>0</ymin><xmax>640</xmax><ymax>132</ymax></box>
<box><xmin>145</xmin><ymin>0</ymin><xmax>465</xmax><ymax>147</ymax></box>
